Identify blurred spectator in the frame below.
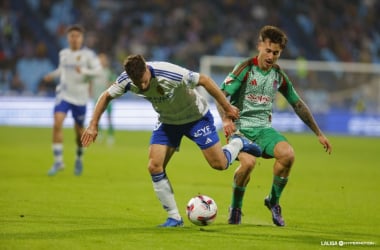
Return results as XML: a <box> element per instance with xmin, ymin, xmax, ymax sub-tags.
<box><xmin>15</xmin><ymin>41</ymin><xmax>54</xmax><ymax>95</ymax></box>
<box><xmin>2</xmin><ymin>0</ymin><xmax>380</xmax><ymax>113</ymax></box>
<box><xmin>9</xmin><ymin>73</ymin><xmax>25</xmax><ymax>94</ymax></box>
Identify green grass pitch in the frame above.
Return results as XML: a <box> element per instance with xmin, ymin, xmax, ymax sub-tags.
<box><xmin>0</xmin><ymin>126</ymin><xmax>379</xmax><ymax>250</ymax></box>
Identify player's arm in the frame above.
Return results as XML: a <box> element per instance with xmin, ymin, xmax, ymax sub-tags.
<box><xmin>291</xmin><ymin>99</ymin><xmax>332</xmax><ymax>154</ymax></box>
<box><xmin>216</xmin><ymin>62</ymin><xmax>248</xmax><ymax>137</ymax></box>
<box><xmin>81</xmin><ymin>90</ymin><xmax>114</xmax><ymax>147</ymax></box>
<box><xmin>77</xmin><ymin>51</ymin><xmax>102</xmax><ymax>76</ymax></box>
<box><xmin>279</xmin><ymin>73</ymin><xmax>332</xmax><ymax>154</ymax></box>
<box><xmin>197</xmin><ymin>74</ymin><xmax>239</xmax><ymax>120</ymax></box>
<box><xmin>44</xmin><ymin>68</ymin><xmax>61</xmax><ymax>82</ymax></box>
<box><xmin>78</xmin><ymin>64</ymin><xmax>102</xmax><ymax>76</ymax></box>
<box><xmin>215</xmin><ymin>90</ymin><xmax>236</xmax><ymax>137</ymax></box>
<box><xmin>44</xmin><ymin>51</ymin><xmax>62</xmax><ymax>81</ymax></box>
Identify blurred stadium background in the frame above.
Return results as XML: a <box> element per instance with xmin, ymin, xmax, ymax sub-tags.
<box><xmin>0</xmin><ymin>0</ymin><xmax>379</xmax><ymax>135</ymax></box>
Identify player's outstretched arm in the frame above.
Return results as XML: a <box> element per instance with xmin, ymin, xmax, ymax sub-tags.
<box><xmin>291</xmin><ymin>99</ymin><xmax>332</xmax><ymax>154</ymax></box>
<box><xmin>197</xmin><ymin>74</ymin><xmax>239</xmax><ymax>120</ymax></box>
<box><xmin>81</xmin><ymin>91</ymin><xmax>113</xmax><ymax>147</ymax></box>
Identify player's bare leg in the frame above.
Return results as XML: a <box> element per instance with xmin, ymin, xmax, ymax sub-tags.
<box><xmin>228</xmin><ymin>153</ymin><xmax>256</xmax><ymax>224</ymax></box>
<box><xmin>201</xmin><ymin>141</ymin><xmax>231</xmax><ymax>170</ymax></box>
<box><xmin>202</xmin><ymin>137</ymin><xmax>261</xmax><ymax>171</ymax></box>
<box><xmin>48</xmin><ymin>112</ymin><xmax>66</xmax><ymax>176</ymax></box>
<box><xmin>74</xmin><ymin>123</ymin><xmax>85</xmax><ymax>176</ymax></box>
<box><xmin>265</xmin><ymin>141</ymin><xmax>295</xmax><ymax>226</ymax></box>
<box><xmin>148</xmin><ymin>144</ymin><xmax>183</xmax><ymax>227</ymax></box>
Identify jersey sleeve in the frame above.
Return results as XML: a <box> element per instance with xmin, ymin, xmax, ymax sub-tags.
<box><xmin>107</xmin><ymin>72</ymin><xmax>132</xmax><ymax>98</ymax></box>
<box><xmin>48</xmin><ymin>50</ymin><xmax>63</xmax><ymax>78</ymax></box>
<box><xmin>81</xmin><ymin>50</ymin><xmax>102</xmax><ymax>76</ymax></box>
<box><xmin>182</xmin><ymin>70</ymin><xmax>200</xmax><ymax>88</ymax></box>
<box><xmin>278</xmin><ymin>70</ymin><xmax>301</xmax><ymax>105</ymax></box>
<box><xmin>220</xmin><ymin>60</ymin><xmax>250</xmax><ymax>95</ymax></box>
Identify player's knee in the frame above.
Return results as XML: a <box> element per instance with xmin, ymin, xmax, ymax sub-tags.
<box><xmin>275</xmin><ymin>143</ymin><xmax>295</xmax><ymax>167</ymax></box>
<box><xmin>210</xmin><ymin>162</ymin><xmax>226</xmax><ymax>171</ymax></box>
<box><xmin>53</xmin><ymin>124</ymin><xmax>62</xmax><ymax>133</ymax></box>
<box><xmin>147</xmin><ymin>162</ymin><xmax>164</xmax><ymax>174</ymax></box>
<box><xmin>238</xmin><ymin>153</ymin><xmax>256</xmax><ymax>171</ymax></box>
<box><xmin>279</xmin><ymin>149</ymin><xmax>295</xmax><ymax>168</ymax></box>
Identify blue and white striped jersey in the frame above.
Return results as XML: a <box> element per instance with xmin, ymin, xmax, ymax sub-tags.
<box><xmin>108</xmin><ymin>61</ymin><xmax>208</xmax><ymax>125</ymax></box>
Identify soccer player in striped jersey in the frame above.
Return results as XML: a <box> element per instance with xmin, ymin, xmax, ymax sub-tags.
<box><xmin>44</xmin><ymin>25</ymin><xmax>102</xmax><ymax>176</ymax></box>
<box><xmin>219</xmin><ymin>25</ymin><xmax>332</xmax><ymax>226</ymax></box>
<box><xmin>81</xmin><ymin>54</ymin><xmax>262</xmax><ymax>227</ymax></box>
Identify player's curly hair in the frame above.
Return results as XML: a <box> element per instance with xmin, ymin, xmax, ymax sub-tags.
<box><xmin>124</xmin><ymin>54</ymin><xmax>146</xmax><ymax>82</ymax></box>
<box><xmin>258</xmin><ymin>25</ymin><xmax>288</xmax><ymax>49</ymax></box>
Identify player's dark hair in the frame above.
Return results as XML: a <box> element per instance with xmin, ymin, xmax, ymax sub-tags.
<box><xmin>124</xmin><ymin>54</ymin><xmax>147</xmax><ymax>82</ymax></box>
<box><xmin>66</xmin><ymin>24</ymin><xmax>85</xmax><ymax>34</ymax></box>
<box><xmin>258</xmin><ymin>25</ymin><xmax>288</xmax><ymax>49</ymax></box>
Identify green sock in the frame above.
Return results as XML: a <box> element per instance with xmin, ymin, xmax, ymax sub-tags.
<box><xmin>269</xmin><ymin>175</ymin><xmax>288</xmax><ymax>205</ymax></box>
<box><xmin>108</xmin><ymin>125</ymin><xmax>114</xmax><ymax>136</ymax></box>
<box><xmin>231</xmin><ymin>183</ymin><xmax>246</xmax><ymax>209</ymax></box>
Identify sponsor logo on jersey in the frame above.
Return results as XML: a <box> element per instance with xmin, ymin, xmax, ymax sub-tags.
<box><xmin>145</xmin><ymin>93</ymin><xmax>174</xmax><ymax>104</ymax></box>
<box><xmin>246</xmin><ymin>94</ymin><xmax>271</xmax><ymax>104</ymax></box>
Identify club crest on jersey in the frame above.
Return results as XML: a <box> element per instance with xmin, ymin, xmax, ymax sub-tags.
<box><xmin>156</xmin><ymin>85</ymin><xmax>164</xmax><ymax>95</ymax></box>
<box><xmin>188</xmin><ymin>71</ymin><xmax>196</xmax><ymax>83</ymax></box>
<box><xmin>76</xmin><ymin>55</ymin><xmax>81</xmax><ymax>61</ymax></box>
<box><xmin>273</xmin><ymin>80</ymin><xmax>278</xmax><ymax>90</ymax></box>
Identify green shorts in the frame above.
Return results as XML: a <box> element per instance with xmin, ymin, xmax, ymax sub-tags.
<box><xmin>240</xmin><ymin>127</ymin><xmax>288</xmax><ymax>158</ymax></box>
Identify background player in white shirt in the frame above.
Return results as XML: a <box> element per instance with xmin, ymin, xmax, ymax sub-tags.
<box><xmin>81</xmin><ymin>54</ymin><xmax>262</xmax><ymax>227</ymax></box>
<box><xmin>44</xmin><ymin>24</ymin><xmax>101</xmax><ymax>176</ymax></box>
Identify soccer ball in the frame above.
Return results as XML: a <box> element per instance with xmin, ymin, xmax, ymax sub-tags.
<box><xmin>186</xmin><ymin>195</ymin><xmax>217</xmax><ymax>226</ymax></box>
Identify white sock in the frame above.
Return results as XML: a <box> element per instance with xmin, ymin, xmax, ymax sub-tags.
<box><xmin>222</xmin><ymin>138</ymin><xmax>243</xmax><ymax>163</ymax></box>
<box><xmin>52</xmin><ymin>143</ymin><xmax>63</xmax><ymax>163</ymax></box>
<box><xmin>152</xmin><ymin>176</ymin><xmax>181</xmax><ymax>220</ymax></box>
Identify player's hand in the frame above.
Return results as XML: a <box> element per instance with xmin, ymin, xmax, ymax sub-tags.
<box><xmin>223</xmin><ymin>118</ymin><xmax>236</xmax><ymax>138</ymax></box>
<box><xmin>75</xmin><ymin>66</ymin><xmax>81</xmax><ymax>73</ymax></box>
<box><xmin>81</xmin><ymin>126</ymin><xmax>98</xmax><ymax>147</ymax></box>
<box><xmin>224</xmin><ymin>104</ymin><xmax>240</xmax><ymax>121</ymax></box>
<box><xmin>318</xmin><ymin>134</ymin><xmax>332</xmax><ymax>154</ymax></box>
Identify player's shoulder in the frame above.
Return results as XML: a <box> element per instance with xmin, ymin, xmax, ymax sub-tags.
<box><xmin>116</xmin><ymin>71</ymin><xmax>130</xmax><ymax>83</ymax></box>
<box><xmin>272</xmin><ymin>63</ymin><xmax>281</xmax><ymax>71</ymax></box>
<box><xmin>59</xmin><ymin>48</ymin><xmax>71</xmax><ymax>55</ymax></box>
<box><xmin>271</xmin><ymin>63</ymin><xmax>289</xmax><ymax>78</ymax></box>
<box><xmin>231</xmin><ymin>57</ymin><xmax>253</xmax><ymax>77</ymax></box>
<box><xmin>148</xmin><ymin>61</ymin><xmax>188</xmax><ymax>79</ymax></box>
<box><xmin>149</xmin><ymin>61</ymin><xmax>184</xmax><ymax>71</ymax></box>
<box><xmin>79</xmin><ymin>47</ymin><xmax>97</xmax><ymax>57</ymax></box>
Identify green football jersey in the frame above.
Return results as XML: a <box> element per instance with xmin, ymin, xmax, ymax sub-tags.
<box><xmin>221</xmin><ymin>57</ymin><xmax>300</xmax><ymax>129</ymax></box>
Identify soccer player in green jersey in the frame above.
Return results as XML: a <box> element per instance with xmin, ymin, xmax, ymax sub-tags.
<box><xmin>218</xmin><ymin>25</ymin><xmax>333</xmax><ymax>226</ymax></box>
